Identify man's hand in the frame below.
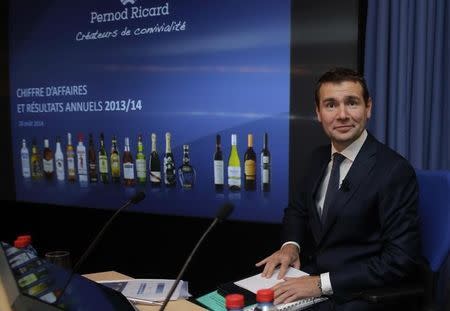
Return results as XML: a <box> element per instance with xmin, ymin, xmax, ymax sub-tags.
<box><xmin>272</xmin><ymin>276</ymin><xmax>321</xmax><ymax>305</ymax></box>
<box><xmin>255</xmin><ymin>244</ymin><xmax>300</xmax><ymax>279</ymax></box>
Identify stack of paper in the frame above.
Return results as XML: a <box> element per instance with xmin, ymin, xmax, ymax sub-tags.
<box><xmin>234</xmin><ymin>267</ymin><xmax>308</xmax><ymax>293</ymax></box>
<box><xmin>98</xmin><ymin>279</ymin><xmax>190</xmax><ymax>305</ymax></box>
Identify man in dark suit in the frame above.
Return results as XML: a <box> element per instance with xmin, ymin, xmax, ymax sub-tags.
<box><xmin>256</xmin><ymin>68</ymin><xmax>421</xmax><ymax>310</ymax></box>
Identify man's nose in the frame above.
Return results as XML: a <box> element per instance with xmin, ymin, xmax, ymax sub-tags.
<box><xmin>336</xmin><ymin>104</ymin><xmax>348</xmax><ymax>119</ymax></box>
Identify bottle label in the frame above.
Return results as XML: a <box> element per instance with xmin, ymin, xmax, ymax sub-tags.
<box><xmin>111</xmin><ymin>154</ymin><xmax>120</xmax><ymax>177</ymax></box>
<box><xmin>150</xmin><ymin>171</ymin><xmax>161</xmax><ymax>182</ymax></box>
<box><xmin>43</xmin><ymin>159</ymin><xmax>54</xmax><ymax>173</ymax></box>
<box><xmin>262</xmin><ymin>156</ymin><xmax>270</xmax><ymax>183</ymax></box>
<box><xmin>21</xmin><ymin>154</ymin><xmax>31</xmax><ymax>177</ymax></box>
<box><xmin>31</xmin><ymin>159</ymin><xmax>42</xmax><ymax>176</ymax></box>
<box><xmin>262</xmin><ymin>169</ymin><xmax>270</xmax><ymax>183</ymax></box>
<box><xmin>99</xmin><ymin>156</ymin><xmax>108</xmax><ymax>173</ymax></box>
<box><xmin>56</xmin><ymin>159</ymin><xmax>64</xmax><ymax>180</ymax></box>
<box><xmin>214</xmin><ymin>160</ymin><xmax>224</xmax><ymax>184</ymax></box>
<box><xmin>244</xmin><ymin>160</ymin><xmax>256</xmax><ymax>180</ymax></box>
<box><xmin>228</xmin><ymin>166</ymin><xmax>241</xmax><ymax>186</ymax></box>
<box><xmin>67</xmin><ymin>157</ymin><xmax>76</xmax><ymax>176</ymax></box>
<box><xmin>77</xmin><ymin>151</ymin><xmax>87</xmax><ymax>174</ymax></box>
<box><xmin>165</xmin><ymin>170</ymin><xmax>176</xmax><ymax>184</ymax></box>
<box><xmin>123</xmin><ymin>162</ymin><xmax>135</xmax><ymax>179</ymax></box>
<box><xmin>136</xmin><ymin>159</ymin><xmax>146</xmax><ymax>178</ymax></box>
<box><xmin>164</xmin><ymin>156</ymin><xmax>176</xmax><ymax>184</ymax></box>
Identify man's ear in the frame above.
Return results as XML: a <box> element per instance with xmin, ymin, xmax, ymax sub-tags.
<box><xmin>315</xmin><ymin>105</ymin><xmax>322</xmax><ymax>122</ymax></box>
<box><xmin>366</xmin><ymin>98</ymin><xmax>372</xmax><ymax>119</ymax></box>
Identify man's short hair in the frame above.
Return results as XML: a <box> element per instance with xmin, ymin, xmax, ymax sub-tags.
<box><xmin>314</xmin><ymin>67</ymin><xmax>370</xmax><ymax>107</ymax></box>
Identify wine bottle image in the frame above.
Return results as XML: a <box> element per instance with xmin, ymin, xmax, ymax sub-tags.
<box><xmin>30</xmin><ymin>138</ymin><xmax>43</xmax><ymax>180</ymax></box>
<box><xmin>98</xmin><ymin>133</ymin><xmax>109</xmax><ymax>183</ymax></box>
<box><xmin>261</xmin><ymin>132</ymin><xmax>271</xmax><ymax>192</ymax></box>
<box><xmin>213</xmin><ymin>134</ymin><xmax>224</xmax><ymax>191</ymax></box>
<box><xmin>43</xmin><ymin>138</ymin><xmax>54</xmax><ymax>180</ymax></box>
<box><xmin>76</xmin><ymin>133</ymin><xmax>88</xmax><ymax>183</ymax></box>
<box><xmin>178</xmin><ymin>144</ymin><xmax>196</xmax><ymax>188</ymax></box>
<box><xmin>149</xmin><ymin>133</ymin><xmax>161</xmax><ymax>187</ymax></box>
<box><xmin>21</xmin><ymin>139</ymin><xmax>31</xmax><ymax>178</ymax></box>
<box><xmin>110</xmin><ymin>136</ymin><xmax>121</xmax><ymax>183</ymax></box>
<box><xmin>66</xmin><ymin>133</ymin><xmax>76</xmax><ymax>182</ymax></box>
<box><xmin>228</xmin><ymin>134</ymin><xmax>241</xmax><ymax>191</ymax></box>
<box><xmin>122</xmin><ymin>137</ymin><xmax>135</xmax><ymax>186</ymax></box>
<box><xmin>163</xmin><ymin>132</ymin><xmax>176</xmax><ymax>187</ymax></box>
<box><xmin>244</xmin><ymin>133</ymin><xmax>256</xmax><ymax>191</ymax></box>
<box><xmin>88</xmin><ymin>133</ymin><xmax>98</xmax><ymax>183</ymax></box>
<box><xmin>54</xmin><ymin>136</ymin><xmax>65</xmax><ymax>181</ymax></box>
<box><xmin>136</xmin><ymin>134</ymin><xmax>147</xmax><ymax>184</ymax></box>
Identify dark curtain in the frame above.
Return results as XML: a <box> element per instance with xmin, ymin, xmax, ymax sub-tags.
<box><xmin>364</xmin><ymin>0</ymin><xmax>450</xmax><ymax>169</ymax></box>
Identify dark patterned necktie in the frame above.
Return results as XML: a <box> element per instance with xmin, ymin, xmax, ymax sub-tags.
<box><xmin>321</xmin><ymin>153</ymin><xmax>346</xmax><ymax>223</ymax></box>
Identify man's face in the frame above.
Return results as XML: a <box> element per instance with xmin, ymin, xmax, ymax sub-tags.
<box><xmin>315</xmin><ymin>81</ymin><xmax>372</xmax><ymax>151</ymax></box>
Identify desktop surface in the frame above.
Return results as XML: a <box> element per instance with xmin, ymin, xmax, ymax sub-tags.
<box><xmin>84</xmin><ymin>271</ymin><xmax>206</xmax><ymax>311</ymax></box>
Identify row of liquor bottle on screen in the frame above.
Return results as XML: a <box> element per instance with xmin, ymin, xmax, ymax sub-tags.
<box><xmin>19</xmin><ymin>132</ymin><xmax>271</xmax><ymax>191</ymax></box>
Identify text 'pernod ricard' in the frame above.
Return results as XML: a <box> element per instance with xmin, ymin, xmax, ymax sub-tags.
<box><xmin>90</xmin><ymin>2</ymin><xmax>169</xmax><ymax>24</ymax></box>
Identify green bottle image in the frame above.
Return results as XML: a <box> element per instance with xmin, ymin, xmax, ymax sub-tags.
<box><xmin>136</xmin><ymin>134</ymin><xmax>147</xmax><ymax>184</ymax></box>
<box><xmin>66</xmin><ymin>133</ymin><xmax>76</xmax><ymax>182</ymax></box>
<box><xmin>110</xmin><ymin>136</ymin><xmax>121</xmax><ymax>183</ymax></box>
<box><xmin>98</xmin><ymin>133</ymin><xmax>109</xmax><ymax>183</ymax></box>
<box><xmin>228</xmin><ymin>134</ymin><xmax>241</xmax><ymax>191</ymax></box>
<box><xmin>30</xmin><ymin>138</ymin><xmax>43</xmax><ymax>180</ymax></box>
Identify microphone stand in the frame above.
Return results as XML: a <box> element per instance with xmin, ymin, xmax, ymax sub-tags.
<box><xmin>159</xmin><ymin>217</ymin><xmax>219</xmax><ymax>311</ymax></box>
<box><xmin>72</xmin><ymin>200</ymin><xmax>133</xmax><ymax>273</ymax></box>
<box><xmin>54</xmin><ymin>193</ymin><xmax>144</xmax><ymax>306</ymax></box>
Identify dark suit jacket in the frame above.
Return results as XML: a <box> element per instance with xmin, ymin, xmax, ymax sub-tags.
<box><xmin>282</xmin><ymin>133</ymin><xmax>421</xmax><ymax>308</ymax></box>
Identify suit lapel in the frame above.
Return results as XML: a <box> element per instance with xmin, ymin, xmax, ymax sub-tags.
<box><xmin>318</xmin><ymin>134</ymin><xmax>378</xmax><ymax>244</ymax></box>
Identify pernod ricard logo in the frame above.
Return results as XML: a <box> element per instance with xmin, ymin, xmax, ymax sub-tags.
<box><xmin>121</xmin><ymin>0</ymin><xmax>137</xmax><ymax>5</ymax></box>
<box><xmin>90</xmin><ymin>1</ymin><xmax>169</xmax><ymax>24</ymax></box>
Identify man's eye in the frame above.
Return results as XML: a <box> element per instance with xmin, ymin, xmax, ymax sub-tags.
<box><xmin>325</xmin><ymin>102</ymin><xmax>336</xmax><ymax>108</ymax></box>
<box><xmin>347</xmin><ymin>100</ymin><xmax>358</xmax><ymax>106</ymax></box>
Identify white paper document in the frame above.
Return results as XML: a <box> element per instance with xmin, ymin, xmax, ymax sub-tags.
<box><xmin>98</xmin><ymin>279</ymin><xmax>190</xmax><ymax>303</ymax></box>
<box><xmin>235</xmin><ymin>267</ymin><xmax>309</xmax><ymax>293</ymax></box>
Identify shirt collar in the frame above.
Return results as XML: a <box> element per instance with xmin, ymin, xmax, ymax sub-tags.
<box><xmin>331</xmin><ymin>130</ymin><xmax>368</xmax><ymax>162</ymax></box>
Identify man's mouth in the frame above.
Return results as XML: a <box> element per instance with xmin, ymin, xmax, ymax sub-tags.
<box><xmin>334</xmin><ymin>125</ymin><xmax>354</xmax><ymax>131</ymax></box>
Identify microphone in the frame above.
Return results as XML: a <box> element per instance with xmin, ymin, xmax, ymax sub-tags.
<box><xmin>341</xmin><ymin>179</ymin><xmax>350</xmax><ymax>192</ymax></box>
<box><xmin>54</xmin><ymin>191</ymin><xmax>146</xmax><ymax>305</ymax></box>
<box><xmin>159</xmin><ymin>202</ymin><xmax>234</xmax><ymax>311</ymax></box>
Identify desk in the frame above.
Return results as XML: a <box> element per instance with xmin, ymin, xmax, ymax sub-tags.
<box><xmin>0</xmin><ymin>277</ymin><xmax>10</xmax><ymax>311</ymax></box>
<box><xmin>83</xmin><ymin>271</ymin><xmax>206</xmax><ymax>311</ymax></box>
<box><xmin>0</xmin><ymin>271</ymin><xmax>205</xmax><ymax>311</ymax></box>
